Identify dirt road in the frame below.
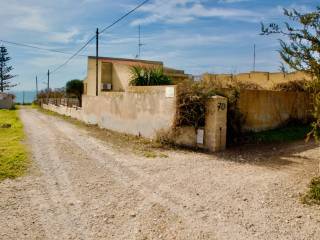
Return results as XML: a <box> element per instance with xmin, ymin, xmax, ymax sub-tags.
<box><xmin>1</xmin><ymin>108</ymin><xmax>320</xmax><ymax>240</ymax></box>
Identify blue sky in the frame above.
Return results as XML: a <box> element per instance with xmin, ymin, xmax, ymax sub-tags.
<box><xmin>0</xmin><ymin>0</ymin><xmax>318</xmax><ymax>91</ymax></box>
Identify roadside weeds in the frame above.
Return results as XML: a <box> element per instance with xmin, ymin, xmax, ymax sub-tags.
<box><xmin>0</xmin><ymin>109</ymin><xmax>29</xmax><ymax>181</ymax></box>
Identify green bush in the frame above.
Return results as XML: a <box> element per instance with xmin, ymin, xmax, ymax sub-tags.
<box><xmin>130</xmin><ymin>66</ymin><xmax>172</xmax><ymax>86</ymax></box>
<box><xmin>66</xmin><ymin>79</ymin><xmax>84</xmax><ymax>107</ymax></box>
<box><xmin>303</xmin><ymin>177</ymin><xmax>320</xmax><ymax>205</ymax></box>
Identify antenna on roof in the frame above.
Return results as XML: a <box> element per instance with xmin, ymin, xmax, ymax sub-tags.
<box><xmin>136</xmin><ymin>25</ymin><xmax>145</xmax><ymax>59</ymax></box>
<box><xmin>253</xmin><ymin>44</ymin><xmax>256</xmax><ymax>72</ymax></box>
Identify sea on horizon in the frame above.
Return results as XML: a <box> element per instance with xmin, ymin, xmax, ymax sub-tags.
<box><xmin>9</xmin><ymin>91</ymin><xmax>37</xmax><ymax>104</ymax></box>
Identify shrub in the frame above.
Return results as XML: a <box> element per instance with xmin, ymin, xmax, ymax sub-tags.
<box><xmin>66</xmin><ymin>79</ymin><xmax>84</xmax><ymax>107</ymax></box>
<box><xmin>174</xmin><ymin>81</ymin><xmax>245</xmax><ymax>145</ymax></box>
<box><xmin>272</xmin><ymin>80</ymin><xmax>307</xmax><ymax>92</ymax></box>
<box><xmin>130</xmin><ymin>66</ymin><xmax>172</xmax><ymax>86</ymax></box>
<box><xmin>224</xmin><ymin>89</ymin><xmax>246</xmax><ymax>145</ymax></box>
<box><xmin>303</xmin><ymin>177</ymin><xmax>320</xmax><ymax>205</ymax></box>
<box><xmin>175</xmin><ymin>81</ymin><xmax>217</xmax><ymax>129</ymax></box>
<box><xmin>37</xmin><ymin>89</ymin><xmax>65</xmax><ymax>99</ymax></box>
<box><xmin>309</xmin><ymin>177</ymin><xmax>320</xmax><ymax>201</ymax></box>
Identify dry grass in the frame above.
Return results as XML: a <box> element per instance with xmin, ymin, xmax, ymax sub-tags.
<box><xmin>272</xmin><ymin>80</ymin><xmax>307</xmax><ymax>92</ymax></box>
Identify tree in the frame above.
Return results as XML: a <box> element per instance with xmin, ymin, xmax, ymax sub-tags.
<box><xmin>66</xmin><ymin>79</ymin><xmax>84</xmax><ymax>107</ymax></box>
<box><xmin>0</xmin><ymin>46</ymin><xmax>16</xmax><ymax>92</ymax></box>
<box><xmin>261</xmin><ymin>6</ymin><xmax>320</xmax><ymax>140</ymax></box>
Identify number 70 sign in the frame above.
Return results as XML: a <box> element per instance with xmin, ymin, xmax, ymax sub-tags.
<box><xmin>218</xmin><ymin>102</ymin><xmax>226</xmax><ymax>111</ymax></box>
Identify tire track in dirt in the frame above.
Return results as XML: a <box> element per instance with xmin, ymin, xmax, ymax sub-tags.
<box><xmin>21</xmin><ymin>110</ymin><xmax>92</xmax><ymax>240</ymax></box>
<box><xmin>8</xmin><ymin>108</ymin><xmax>320</xmax><ymax>240</ymax></box>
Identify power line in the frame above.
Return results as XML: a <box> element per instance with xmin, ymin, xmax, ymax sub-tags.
<box><xmin>49</xmin><ymin>0</ymin><xmax>151</xmax><ymax>75</ymax></box>
<box><xmin>100</xmin><ymin>0</ymin><xmax>150</xmax><ymax>34</ymax></box>
<box><xmin>0</xmin><ymin>39</ymin><xmax>87</xmax><ymax>57</ymax></box>
<box><xmin>50</xmin><ymin>35</ymin><xmax>95</xmax><ymax>74</ymax></box>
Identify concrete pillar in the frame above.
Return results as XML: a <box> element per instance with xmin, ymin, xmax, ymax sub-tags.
<box><xmin>205</xmin><ymin>96</ymin><xmax>227</xmax><ymax>152</ymax></box>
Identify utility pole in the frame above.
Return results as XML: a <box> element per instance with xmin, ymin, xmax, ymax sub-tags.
<box><xmin>47</xmin><ymin>70</ymin><xmax>50</xmax><ymax>92</ymax></box>
<box><xmin>36</xmin><ymin>76</ymin><xmax>38</xmax><ymax>98</ymax></box>
<box><xmin>22</xmin><ymin>91</ymin><xmax>25</xmax><ymax>105</ymax></box>
<box><xmin>253</xmin><ymin>44</ymin><xmax>256</xmax><ymax>72</ymax></box>
<box><xmin>96</xmin><ymin>28</ymin><xmax>99</xmax><ymax>96</ymax></box>
<box><xmin>47</xmin><ymin>70</ymin><xmax>50</xmax><ymax>103</ymax></box>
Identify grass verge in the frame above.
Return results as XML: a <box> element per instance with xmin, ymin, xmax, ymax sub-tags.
<box><xmin>302</xmin><ymin>177</ymin><xmax>320</xmax><ymax>205</ymax></box>
<box><xmin>0</xmin><ymin>109</ymin><xmax>29</xmax><ymax>181</ymax></box>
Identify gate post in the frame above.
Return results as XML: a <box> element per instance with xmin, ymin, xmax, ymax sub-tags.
<box><xmin>205</xmin><ymin>96</ymin><xmax>227</xmax><ymax>152</ymax></box>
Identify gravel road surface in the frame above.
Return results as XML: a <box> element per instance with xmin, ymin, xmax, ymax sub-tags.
<box><xmin>0</xmin><ymin>108</ymin><xmax>320</xmax><ymax>240</ymax></box>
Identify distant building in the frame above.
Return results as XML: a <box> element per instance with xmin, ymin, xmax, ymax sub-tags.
<box><xmin>0</xmin><ymin>93</ymin><xmax>14</xmax><ymax>109</ymax></box>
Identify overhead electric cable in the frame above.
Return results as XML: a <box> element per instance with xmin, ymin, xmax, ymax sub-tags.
<box><xmin>0</xmin><ymin>39</ymin><xmax>87</xmax><ymax>57</ymax></box>
<box><xmin>49</xmin><ymin>0</ymin><xmax>151</xmax><ymax>75</ymax></box>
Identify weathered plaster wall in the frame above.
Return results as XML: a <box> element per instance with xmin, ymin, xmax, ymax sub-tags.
<box><xmin>166</xmin><ymin>96</ymin><xmax>228</xmax><ymax>152</ymax></box>
<box><xmin>42</xmin><ymin>86</ymin><xmax>228</xmax><ymax>152</ymax></box>
<box><xmin>111</xmin><ymin>63</ymin><xmax>132</xmax><ymax>92</ymax></box>
<box><xmin>203</xmin><ymin>71</ymin><xmax>311</xmax><ymax>89</ymax></box>
<box><xmin>82</xmin><ymin>86</ymin><xmax>177</xmax><ymax>138</ymax></box>
<box><xmin>44</xmin><ymin>86</ymin><xmax>177</xmax><ymax>139</ymax></box>
<box><xmin>84</xmin><ymin>58</ymin><xmax>103</xmax><ymax>96</ymax></box>
<box><xmin>0</xmin><ymin>93</ymin><xmax>14</xmax><ymax>109</ymax></box>
<box><xmin>237</xmin><ymin>89</ymin><xmax>312</xmax><ymax>132</ymax></box>
<box><xmin>205</xmin><ymin>96</ymin><xmax>227</xmax><ymax>151</ymax></box>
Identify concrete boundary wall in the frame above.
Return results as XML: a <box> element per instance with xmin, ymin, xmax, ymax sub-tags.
<box><xmin>44</xmin><ymin>86</ymin><xmax>177</xmax><ymax>139</ymax></box>
<box><xmin>0</xmin><ymin>93</ymin><xmax>14</xmax><ymax>109</ymax></box>
<box><xmin>173</xmin><ymin>96</ymin><xmax>227</xmax><ymax>152</ymax></box>
<box><xmin>237</xmin><ymin>89</ymin><xmax>312</xmax><ymax>131</ymax></box>
<box><xmin>82</xmin><ymin>86</ymin><xmax>177</xmax><ymax>138</ymax></box>
<box><xmin>42</xmin><ymin>85</ymin><xmax>312</xmax><ymax>149</ymax></box>
<box><xmin>42</xmin><ymin>86</ymin><xmax>228</xmax><ymax>152</ymax></box>
<box><xmin>203</xmin><ymin>71</ymin><xmax>310</xmax><ymax>90</ymax></box>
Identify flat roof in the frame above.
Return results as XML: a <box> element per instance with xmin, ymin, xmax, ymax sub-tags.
<box><xmin>88</xmin><ymin>56</ymin><xmax>163</xmax><ymax>65</ymax></box>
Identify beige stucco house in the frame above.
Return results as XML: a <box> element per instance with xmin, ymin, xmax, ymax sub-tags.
<box><xmin>83</xmin><ymin>56</ymin><xmax>189</xmax><ymax>96</ymax></box>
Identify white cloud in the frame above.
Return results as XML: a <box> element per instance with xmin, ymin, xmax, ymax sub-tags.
<box><xmin>218</xmin><ymin>0</ymin><xmax>250</xmax><ymax>3</ymax></box>
<box><xmin>0</xmin><ymin>2</ymin><xmax>48</xmax><ymax>32</ymax></box>
<box><xmin>47</xmin><ymin>29</ymin><xmax>80</xmax><ymax>44</ymax></box>
<box><xmin>131</xmin><ymin>0</ymin><xmax>260</xmax><ymax>26</ymax></box>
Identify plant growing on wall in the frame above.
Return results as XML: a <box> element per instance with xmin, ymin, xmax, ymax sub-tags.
<box><xmin>224</xmin><ymin>88</ymin><xmax>246</xmax><ymax>145</ymax></box>
<box><xmin>175</xmin><ymin>81</ymin><xmax>216</xmax><ymax>129</ymax></box>
<box><xmin>174</xmin><ymin>81</ymin><xmax>245</xmax><ymax>145</ymax></box>
<box><xmin>261</xmin><ymin>6</ymin><xmax>320</xmax><ymax>140</ymax></box>
<box><xmin>130</xmin><ymin>66</ymin><xmax>172</xmax><ymax>86</ymax></box>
